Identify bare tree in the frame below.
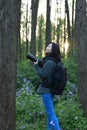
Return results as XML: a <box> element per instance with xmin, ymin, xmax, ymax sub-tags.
<box><xmin>65</xmin><ymin>0</ymin><xmax>71</xmax><ymax>41</ymax></box>
<box><xmin>56</xmin><ymin>0</ymin><xmax>60</xmax><ymax>44</ymax></box>
<box><xmin>63</xmin><ymin>2</ymin><xmax>67</xmax><ymax>56</ymax></box>
<box><xmin>46</xmin><ymin>0</ymin><xmax>51</xmax><ymax>46</ymax></box>
<box><xmin>0</xmin><ymin>0</ymin><xmax>19</xmax><ymax>129</ymax></box>
<box><xmin>72</xmin><ymin>0</ymin><xmax>75</xmax><ymax>38</ymax></box>
<box><xmin>30</xmin><ymin>0</ymin><xmax>39</xmax><ymax>56</ymax></box>
<box><xmin>75</xmin><ymin>0</ymin><xmax>87</xmax><ymax>117</ymax></box>
<box><xmin>17</xmin><ymin>0</ymin><xmax>21</xmax><ymax>61</ymax></box>
<box><xmin>26</xmin><ymin>0</ymin><xmax>29</xmax><ymax>55</ymax></box>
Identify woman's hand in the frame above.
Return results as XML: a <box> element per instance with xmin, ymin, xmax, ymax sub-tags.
<box><xmin>34</xmin><ymin>59</ymin><xmax>38</xmax><ymax>65</ymax></box>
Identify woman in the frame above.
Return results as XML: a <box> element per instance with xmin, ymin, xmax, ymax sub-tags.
<box><xmin>34</xmin><ymin>42</ymin><xmax>61</xmax><ymax>130</ymax></box>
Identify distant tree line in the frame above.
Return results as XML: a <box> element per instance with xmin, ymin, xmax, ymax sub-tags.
<box><xmin>18</xmin><ymin>0</ymin><xmax>76</xmax><ymax>60</ymax></box>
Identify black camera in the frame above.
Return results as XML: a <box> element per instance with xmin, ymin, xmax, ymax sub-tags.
<box><xmin>26</xmin><ymin>53</ymin><xmax>37</xmax><ymax>62</ymax></box>
<box><xmin>26</xmin><ymin>53</ymin><xmax>43</xmax><ymax>67</ymax></box>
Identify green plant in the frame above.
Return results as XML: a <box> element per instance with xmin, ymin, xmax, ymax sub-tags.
<box><xmin>16</xmin><ymin>90</ymin><xmax>46</xmax><ymax>130</ymax></box>
<box><xmin>55</xmin><ymin>94</ymin><xmax>87</xmax><ymax>130</ymax></box>
<box><xmin>63</xmin><ymin>56</ymin><xmax>78</xmax><ymax>84</ymax></box>
<box><xmin>16</xmin><ymin>61</ymin><xmax>40</xmax><ymax>90</ymax></box>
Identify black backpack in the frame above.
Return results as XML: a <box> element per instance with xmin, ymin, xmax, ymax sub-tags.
<box><xmin>42</xmin><ymin>58</ymin><xmax>67</xmax><ymax>95</ymax></box>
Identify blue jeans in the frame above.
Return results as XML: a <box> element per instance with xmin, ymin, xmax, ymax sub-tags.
<box><xmin>41</xmin><ymin>93</ymin><xmax>60</xmax><ymax>130</ymax></box>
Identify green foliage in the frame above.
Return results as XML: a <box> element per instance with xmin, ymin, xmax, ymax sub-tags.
<box><xmin>16</xmin><ymin>92</ymin><xmax>46</xmax><ymax>130</ymax></box>
<box><xmin>16</xmin><ymin>61</ymin><xmax>40</xmax><ymax>90</ymax></box>
<box><xmin>36</xmin><ymin>14</ymin><xmax>46</xmax><ymax>58</ymax></box>
<box><xmin>55</xmin><ymin>95</ymin><xmax>87</xmax><ymax>130</ymax></box>
<box><xmin>63</xmin><ymin>55</ymin><xmax>78</xmax><ymax>84</ymax></box>
<box><xmin>16</xmin><ymin>89</ymin><xmax>87</xmax><ymax>130</ymax></box>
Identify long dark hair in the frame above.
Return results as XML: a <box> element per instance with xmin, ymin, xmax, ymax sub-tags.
<box><xmin>46</xmin><ymin>42</ymin><xmax>61</xmax><ymax>62</ymax></box>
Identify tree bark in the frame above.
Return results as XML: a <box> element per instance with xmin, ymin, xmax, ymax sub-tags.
<box><xmin>72</xmin><ymin>0</ymin><xmax>75</xmax><ymax>38</ymax></box>
<box><xmin>26</xmin><ymin>0</ymin><xmax>29</xmax><ymax>55</ymax></box>
<box><xmin>65</xmin><ymin>0</ymin><xmax>71</xmax><ymax>40</ymax></box>
<box><xmin>17</xmin><ymin>0</ymin><xmax>21</xmax><ymax>61</ymax></box>
<box><xmin>38</xmin><ymin>15</ymin><xmax>43</xmax><ymax>57</ymax></box>
<box><xmin>30</xmin><ymin>0</ymin><xmax>39</xmax><ymax>56</ymax></box>
<box><xmin>46</xmin><ymin>0</ymin><xmax>51</xmax><ymax>46</ymax></box>
<box><xmin>75</xmin><ymin>0</ymin><xmax>87</xmax><ymax>117</ymax></box>
<box><xmin>0</xmin><ymin>0</ymin><xmax>18</xmax><ymax>129</ymax></box>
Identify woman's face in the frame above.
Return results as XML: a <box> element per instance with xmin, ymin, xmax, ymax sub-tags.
<box><xmin>45</xmin><ymin>44</ymin><xmax>52</xmax><ymax>54</ymax></box>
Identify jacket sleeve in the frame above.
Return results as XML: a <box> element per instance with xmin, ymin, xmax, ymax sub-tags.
<box><xmin>34</xmin><ymin>60</ymin><xmax>56</xmax><ymax>79</ymax></box>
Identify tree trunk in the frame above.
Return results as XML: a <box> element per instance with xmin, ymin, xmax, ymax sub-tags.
<box><xmin>30</xmin><ymin>0</ymin><xmax>39</xmax><ymax>56</ymax></box>
<box><xmin>26</xmin><ymin>0</ymin><xmax>29</xmax><ymax>55</ymax></box>
<box><xmin>38</xmin><ymin>16</ymin><xmax>43</xmax><ymax>58</ymax></box>
<box><xmin>65</xmin><ymin>0</ymin><xmax>71</xmax><ymax>40</ymax></box>
<box><xmin>71</xmin><ymin>0</ymin><xmax>75</xmax><ymax>54</ymax></box>
<box><xmin>56</xmin><ymin>1</ymin><xmax>60</xmax><ymax>44</ymax></box>
<box><xmin>63</xmin><ymin>11</ymin><xmax>66</xmax><ymax>56</ymax></box>
<box><xmin>17</xmin><ymin>0</ymin><xmax>21</xmax><ymax>61</ymax></box>
<box><xmin>72</xmin><ymin>0</ymin><xmax>75</xmax><ymax>39</ymax></box>
<box><xmin>75</xmin><ymin>0</ymin><xmax>87</xmax><ymax>117</ymax></box>
<box><xmin>0</xmin><ymin>0</ymin><xmax>18</xmax><ymax>129</ymax></box>
<box><xmin>46</xmin><ymin>0</ymin><xmax>51</xmax><ymax>46</ymax></box>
